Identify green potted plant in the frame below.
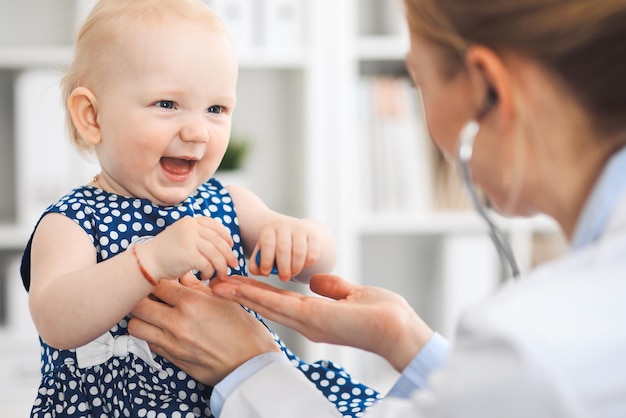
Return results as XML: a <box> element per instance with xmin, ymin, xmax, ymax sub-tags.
<box><xmin>217</xmin><ymin>137</ymin><xmax>250</xmax><ymax>172</ymax></box>
<box><xmin>216</xmin><ymin>134</ymin><xmax>250</xmax><ymax>186</ymax></box>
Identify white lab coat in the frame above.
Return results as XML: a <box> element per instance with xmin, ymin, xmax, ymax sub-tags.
<box><xmin>221</xmin><ymin>195</ymin><xmax>626</xmax><ymax>417</ymax></box>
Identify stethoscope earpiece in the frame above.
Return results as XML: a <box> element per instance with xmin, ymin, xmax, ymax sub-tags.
<box><xmin>487</xmin><ymin>87</ymin><xmax>498</xmax><ymax>107</ymax></box>
<box><xmin>477</xmin><ymin>87</ymin><xmax>498</xmax><ymax>120</ymax></box>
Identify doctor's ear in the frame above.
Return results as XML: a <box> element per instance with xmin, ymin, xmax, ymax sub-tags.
<box><xmin>68</xmin><ymin>87</ymin><xmax>102</xmax><ymax>146</ymax></box>
<box><xmin>465</xmin><ymin>46</ymin><xmax>513</xmax><ymax>122</ymax></box>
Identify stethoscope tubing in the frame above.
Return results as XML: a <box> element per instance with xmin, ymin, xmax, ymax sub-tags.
<box><xmin>457</xmin><ymin>120</ymin><xmax>521</xmax><ymax>279</ymax></box>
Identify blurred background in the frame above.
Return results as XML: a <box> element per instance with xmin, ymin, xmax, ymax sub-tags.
<box><xmin>0</xmin><ymin>0</ymin><xmax>566</xmax><ymax>414</ymax></box>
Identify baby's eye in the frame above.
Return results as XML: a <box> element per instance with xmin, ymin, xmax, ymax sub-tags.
<box><xmin>155</xmin><ymin>100</ymin><xmax>175</xmax><ymax>110</ymax></box>
<box><xmin>207</xmin><ymin>105</ymin><xmax>223</xmax><ymax>114</ymax></box>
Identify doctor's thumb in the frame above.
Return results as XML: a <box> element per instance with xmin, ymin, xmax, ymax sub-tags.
<box><xmin>309</xmin><ymin>274</ymin><xmax>359</xmax><ymax>301</ymax></box>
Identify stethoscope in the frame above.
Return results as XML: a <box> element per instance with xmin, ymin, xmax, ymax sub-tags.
<box><xmin>456</xmin><ymin>92</ymin><xmax>521</xmax><ymax>279</ymax></box>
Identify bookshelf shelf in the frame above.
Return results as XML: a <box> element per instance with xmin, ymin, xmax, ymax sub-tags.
<box><xmin>357</xmin><ymin>35</ymin><xmax>409</xmax><ymax>61</ymax></box>
<box><xmin>0</xmin><ymin>226</ymin><xmax>31</xmax><ymax>250</ymax></box>
<box><xmin>0</xmin><ymin>46</ymin><xmax>73</xmax><ymax>69</ymax></box>
<box><xmin>0</xmin><ymin>46</ymin><xmax>312</xmax><ymax>71</ymax></box>
<box><xmin>356</xmin><ymin>212</ymin><xmax>560</xmax><ymax>236</ymax></box>
<box><xmin>237</xmin><ymin>50</ymin><xmax>312</xmax><ymax>69</ymax></box>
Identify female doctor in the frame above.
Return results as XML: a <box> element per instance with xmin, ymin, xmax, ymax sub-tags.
<box><xmin>128</xmin><ymin>0</ymin><xmax>626</xmax><ymax>416</ymax></box>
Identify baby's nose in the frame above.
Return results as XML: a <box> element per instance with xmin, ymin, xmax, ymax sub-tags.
<box><xmin>180</xmin><ymin>116</ymin><xmax>209</xmax><ymax>143</ymax></box>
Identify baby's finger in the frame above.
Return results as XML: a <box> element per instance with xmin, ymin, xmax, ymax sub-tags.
<box><xmin>257</xmin><ymin>231</ymin><xmax>277</xmax><ymax>276</ymax></box>
<box><xmin>254</xmin><ymin>251</ymin><xmax>278</xmax><ymax>275</ymax></box>
<box><xmin>290</xmin><ymin>229</ymin><xmax>308</xmax><ymax>275</ymax></box>
<box><xmin>198</xmin><ymin>229</ymin><xmax>239</xmax><ymax>269</ymax></box>
<box><xmin>198</xmin><ymin>263</ymin><xmax>218</xmax><ymax>281</ymax></box>
<box><xmin>198</xmin><ymin>217</ymin><xmax>234</xmax><ymax>247</ymax></box>
<box><xmin>303</xmin><ymin>231</ymin><xmax>322</xmax><ymax>268</ymax></box>
<box><xmin>274</xmin><ymin>227</ymin><xmax>293</xmax><ymax>281</ymax></box>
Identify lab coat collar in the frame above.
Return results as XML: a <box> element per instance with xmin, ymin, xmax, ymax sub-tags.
<box><xmin>571</xmin><ymin>145</ymin><xmax>626</xmax><ymax>250</ymax></box>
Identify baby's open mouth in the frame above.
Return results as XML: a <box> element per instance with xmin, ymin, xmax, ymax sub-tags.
<box><xmin>160</xmin><ymin>157</ymin><xmax>197</xmax><ymax>175</ymax></box>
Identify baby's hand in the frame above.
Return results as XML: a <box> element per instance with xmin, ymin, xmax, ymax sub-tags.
<box><xmin>250</xmin><ymin>219</ymin><xmax>323</xmax><ymax>282</ymax></box>
<box><xmin>138</xmin><ymin>216</ymin><xmax>239</xmax><ymax>282</ymax></box>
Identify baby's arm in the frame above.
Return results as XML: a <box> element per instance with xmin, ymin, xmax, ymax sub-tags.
<box><xmin>226</xmin><ymin>184</ymin><xmax>337</xmax><ymax>283</ymax></box>
<box><xmin>28</xmin><ymin>213</ymin><xmax>238</xmax><ymax>349</ymax></box>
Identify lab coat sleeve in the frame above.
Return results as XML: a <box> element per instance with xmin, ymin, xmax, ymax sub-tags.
<box><xmin>387</xmin><ymin>332</ymin><xmax>450</xmax><ymax>397</ymax></box>
<box><xmin>219</xmin><ymin>314</ymin><xmax>581</xmax><ymax>418</ymax></box>
<box><xmin>219</xmin><ymin>360</ymin><xmax>426</xmax><ymax>418</ymax></box>
<box><xmin>216</xmin><ymin>332</ymin><xmax>449</xmax><ymax>418</ymax></box>
<box><xmin>220</xmin><ymin>361</ymin><xmax>342</xmax><ymax>417</ymax></box>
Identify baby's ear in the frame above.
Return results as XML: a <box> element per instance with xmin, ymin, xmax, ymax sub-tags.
<box><xmin>68</xmin><ymin>87</ymin><xmax>101</xmax><ymax>145</ymax></box>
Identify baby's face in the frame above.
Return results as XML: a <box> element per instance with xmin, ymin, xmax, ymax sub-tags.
<box><xmin>92</xmin><ymin>15</ymin><xmax>238</xmax><ymax>206</ymax></box>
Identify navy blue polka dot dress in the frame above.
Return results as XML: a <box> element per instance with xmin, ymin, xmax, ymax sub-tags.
<box><xmin>21</xmin><ymin>178</ymin><xmax>381</xmax><ymax>417</ymax></box>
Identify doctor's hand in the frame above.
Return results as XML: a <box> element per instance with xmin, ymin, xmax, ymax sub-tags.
<box><xmin>211</xmin><ymin>274</ymin><xmax>434</xmax><ymax>372</ymax></box>
<box><xmin>128</xmin><ymin>272</ymin><xmax>280</xmax><ymax>386</ymax></box>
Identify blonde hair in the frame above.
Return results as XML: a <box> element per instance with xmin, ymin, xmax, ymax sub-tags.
<box><xmin>62</xmin><ymin>0</ymin><xmax>229</xmax><ymax>155</ymax></box>
<box><xmin>404</xmin><ymin>0</ymin><xmax>626</xmax><ymax>139</ymax></box>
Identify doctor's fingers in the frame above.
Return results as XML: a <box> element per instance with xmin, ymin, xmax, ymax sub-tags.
<box><xmin>132</xmin><ymin>280</ymin><xmax>256</xmax><ymax>337</ymax></box>
<box><xmin>128</xmin><ymin>314</ymin><xmax>230</xmax><ymax>387</ymax></box>
<box><xmin>178</xmin><ymin>271</ymin><xmax>210</xmax><ymax>290</ymax></box>
<box><xmin>128</xmin><ymin>298</ymin><xmax>171</xmax><ymax>348</ymax></box>
<box><xmin>129</xmin><ymin>279</ymin><xmax>204</xmax><ymax>337</ymax></box>
<box><xmin>148</xmin><ymin>342</ymin><xmax>227</xmax><ymax>386</ymax></box>
<box><xmin>211</xmin><ymin>278</ymin><xmax>336</xmax><ymax>343</ymax></box>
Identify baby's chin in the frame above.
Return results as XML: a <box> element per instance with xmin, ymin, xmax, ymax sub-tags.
<box><xmin>149</xmin><ymin>186</ymin><xmax>200</xmax><ymax>207</ymax></box>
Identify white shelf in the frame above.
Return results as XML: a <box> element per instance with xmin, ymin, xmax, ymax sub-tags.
<box><xmin>0</xmin><ymin>225</ymin><xmax>30</xmax><ymax>250</ymax></box>
<box><xmin>0</xmin><ymin>46</ymin><xmax>312</xmax><ymax>71</ymax></box>
<box><xmin>357</xmin><ymin>35</ymin><xmax>409</xmax><ymax>61</ymax></box>
<box><xmin>0</xmin><ymin>336</ymin><xmax>40</xmax><ymax>415</ymax></box>
<box><xmin>356</xmin><ymin>212</ymin><xmax>560</xmax><ymax>235</ymax></box>
<box><xmin>237</xmin><ymin>50</ymin><xmax>312</xmax><ymax>69</ymax></box>
<box><xmin>0</xmin><ymin>46</ymin><xmax>73</xmax><ymax>69</ymax></box>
